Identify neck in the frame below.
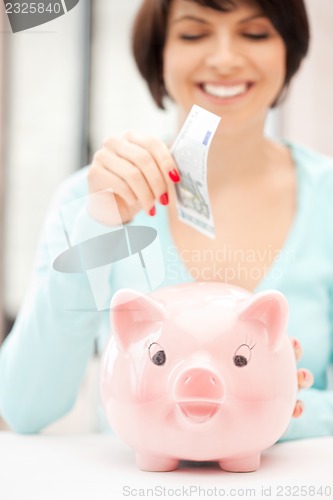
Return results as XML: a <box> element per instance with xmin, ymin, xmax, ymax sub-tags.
<box><xmin>208</xmin><ymin>126</ymin><xmax>270</xmax><ymax>185</ymax></box>
<box><xmin>176</xmin><ymin>110</ymin><xmax>275</xmax><ymax>186</ymax></box>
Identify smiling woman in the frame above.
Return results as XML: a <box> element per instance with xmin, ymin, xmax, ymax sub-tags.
<box><xmin>0</xmin><ymin>0</ymin><xmax>332</xmax><ymax>445</ymax></box>
<box><xmin>162</xmin><ymin>0</ymin><xmax>287</xmax><ymax>130</ymax></box>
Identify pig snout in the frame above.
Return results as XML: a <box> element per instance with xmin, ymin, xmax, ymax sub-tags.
<box><xmin>173</xmin><ymin>368</ymin><xmax>225</xmax><ymax>424</ymax></box>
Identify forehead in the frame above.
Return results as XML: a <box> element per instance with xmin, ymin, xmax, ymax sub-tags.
<box><xmin>167</xmin><ymin>0</ymin><xmax>266</xmax><ymax>26</ymax></box>
<box><xmin>169</xmin><ymin>0</ymin><xmax>261</xmax><ymax>14</ymax></box>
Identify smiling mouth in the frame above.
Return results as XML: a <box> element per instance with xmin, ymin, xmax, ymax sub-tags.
<box><xmin>199</xmin><ymin>82</ymin><xmax>253</xmax><ymax>99</ymax></box>
<box><xmin>177</xmin><ymin>401</ymin><xmax>221</xmax><ymax>424</ymax></box>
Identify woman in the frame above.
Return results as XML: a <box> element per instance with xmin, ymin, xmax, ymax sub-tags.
<box><xmin>0</xmin><ymin>0</ymin><xmax>331</xmax><ymax>438</ymax></box>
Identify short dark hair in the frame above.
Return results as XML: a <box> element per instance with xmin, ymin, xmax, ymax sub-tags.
<box><xmin>132</xmin><ymin>0</ymin><xmax>310</xmax><ymax>109</ymax></box>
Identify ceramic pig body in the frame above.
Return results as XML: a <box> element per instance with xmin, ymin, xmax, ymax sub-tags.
<box><xmin>100</xmin><ymin>282</ymin><xmax>297</xmax><ymax>472</ymax></box>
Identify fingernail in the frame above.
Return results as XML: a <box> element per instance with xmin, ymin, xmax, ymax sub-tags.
<box><xmin>297</xmin><ymin>403</ymin><xmax>304</xmax><ymax>417</ymax></box>
<box><xmin>159</xmin><ymin>193</ymin><xmax>169</xmax><ymax>205</ymax></box>
<box><xmin>168</xmin><ymin>169</ymin><xmax>180</xmax><ymax>183</ymax></box>
<box><xmin>292</xmin><ymin>338</ymin><xmax>299</xmax><ymax>349</ymax></box>
<box><xmin>293</xmin><ymin>401</ymin><xmax>304</xmax><ymax>418</ymax></box>
<box><xmin>149</xmin><ymin>206</ymin><xmax>156</xmax><ymax>216</ymax></box>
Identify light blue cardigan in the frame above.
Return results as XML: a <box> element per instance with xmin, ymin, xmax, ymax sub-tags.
<box><xmin>1</xmin><ymin>142</ymin><xmax>333</xmax><ymax>439</ymax></box>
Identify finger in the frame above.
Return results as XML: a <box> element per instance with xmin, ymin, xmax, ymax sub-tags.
<box><xmin>104</xmin><ymin>137</ymin><xmax>167</xmax><ymax>207</ymax></box>
<box><xmin>87</xmin><ymin>166</ymin><xmax>141</xmax><ymax>225</ymax></box>
<box><xmin>95</xmin><ymin>148</ymin><xmax>156</xmax><ymax>215</ymax></box>
<box><xmin>90</xmin><ymin>154</ymin><xmax>138</xmax><ymax>206</ymax></box>
<box><xmin>292</xmin><ymin>400</ymin><xmax>304</xmax><ymax>418</ymax></box>
<box><xmin>290</xmin><ymin>337</ymin><xmax>303</xmax><ymax>362</ymax></box>
<box><xmin>297</xmin><ymin>368</ymin><xmax>314</xmax><ymax>390</ymax></box>
<box><xmin>124</xmin><ymin>131</ymin><xmax>181</xmax><ymax>186</ymax></box>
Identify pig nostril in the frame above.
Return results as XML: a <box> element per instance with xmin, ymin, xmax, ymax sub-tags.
<box><xmin>184</xmin><ymin>376</ymin><xmax>191</xmax><ymax>384</ymax></box>
<box><xmin>210</xmin><ymin>377</ymin><xmax>216</xmax><ymax>385</ymax></box>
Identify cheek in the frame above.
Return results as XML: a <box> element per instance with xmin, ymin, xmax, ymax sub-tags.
<box><xmin>135</xmin><ymin>360</ymin><xmax>170</xmax><ymax>402</ymax></box>
<box><xmin>227</xmin><ymin>351</ymin><xmax>275</xmax><ymax>400</ymax></box>
<box><xmin>163</xmin><ymin>51</ymin><xmax>178</xmax><ymax>92</ymax></box>
<box><xmin>262</xmin><ymin>44</ymin><xmax>286</xmax><ymax>89</ymax></box>
<box><xmin>163</xmin><ymin>45</ymin><xmax>190</xmax><ymax>95</ymax></box>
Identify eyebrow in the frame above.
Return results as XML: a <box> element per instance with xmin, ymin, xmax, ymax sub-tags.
<box><xmin>171</xmin><ymin>13</ymin><xmax>267</xmax><ymax>26</ymax></box>
<box><xmin>239</xmin><ymin>13</ymin><xmax>267</xmax><ymax>24</ymax></box>
<box><xmin>172</xmin><ymin>15</ymin><xmax>209</xmax><ymax>25</ymax></box>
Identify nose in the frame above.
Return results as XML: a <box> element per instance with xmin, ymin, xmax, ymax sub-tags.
<box><xmin>174</xmin><ymin>367</ymin><xmax>224</xmax><ymax>402</ymax></box>
<box><xmin>206</xmin><ymin>33</ymin><xmax>244</xmax><ymax>72</ymax></box>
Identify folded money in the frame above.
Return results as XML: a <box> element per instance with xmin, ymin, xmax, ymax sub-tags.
<box><xmin>171</xmin><ymin>105</ymin><xmax>221</xmax><ymax>239</ymax></box>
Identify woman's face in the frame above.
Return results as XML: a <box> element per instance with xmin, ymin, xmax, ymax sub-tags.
<box><xmin>163</xmin><ymin>0</ymin><xmax>286</xmax><ymax>131</ymax></box>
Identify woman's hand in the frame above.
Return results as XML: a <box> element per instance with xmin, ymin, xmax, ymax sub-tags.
<box><xmin>87</xmin><ymin>131</ymin><xmax>180</xmax><ymax>225</ymax></box>
<box><xmin>291</xmin><ymin>337</ymin><xmax>314</xmax><ymax>418</ymax></box>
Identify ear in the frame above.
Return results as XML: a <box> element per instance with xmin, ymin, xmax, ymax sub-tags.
<box><xmin>110</xmin><ymin>289</ymin><xmax>165</xmax><ymax>351</ymax></box>
<box><xmin>239</xmin><ymin>290</ymin><xmax>289</xmax><ymax>352</ymax></box>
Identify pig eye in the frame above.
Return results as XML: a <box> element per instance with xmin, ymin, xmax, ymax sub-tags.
<box><xmin>149</xmin><ymin>342</ymin><xmax>166</xmax><ymax>366</ymax></box>
<box><xmin>233</xmin><ymin>344</ymin><xmax>252</xmax><ymax>368</ymax></box>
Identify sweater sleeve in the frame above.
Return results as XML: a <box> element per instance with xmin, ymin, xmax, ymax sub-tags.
<box><xmin>282</xmin><ymin>290</ymin><xmax>333</xmax><ymax>441</ymax></box>
<box><xmin>280</xmin><ymin>161</ymin><xmax>333</xmax><ymax>442</ymax></box>
<box><xmin>0</xmin><ymin>171</ymin><xmax>109</xmax><ymax>433</ymax></box>
<box><xmin>280</xmin><ymin>388</ymin><xmax>333</xmax><ymax>441</ymax></box>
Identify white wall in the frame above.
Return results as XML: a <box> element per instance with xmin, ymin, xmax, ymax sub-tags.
<box><xmin>3</xmin><ymin>2</ymin><xmax>86</xmax><ymax>316</ymax></box>
<box><xmin>89</xmin><ymin>0</ymin><xmax>177</xmax><ymax>151</ymax></box>
<box><xmin>0</xmin><ymin>7</ymin><xmax>7</xmax><ymax>337</ymax></box>
<box><xmin>280</xmin><ymin>0</ymin><xmax>333</xmax><ymax>156</ymax></box>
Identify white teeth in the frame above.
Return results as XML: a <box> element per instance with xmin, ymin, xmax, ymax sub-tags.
<box><xmin>203</xmin><ymin>83</ymin><xmax>248</xmax><ymax>98</ymax></box>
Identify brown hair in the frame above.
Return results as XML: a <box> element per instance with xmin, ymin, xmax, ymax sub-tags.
<box><xmin>132</xmin><ymin>0</ymin><xmax>310</xmax><ymax>109</ymax></box>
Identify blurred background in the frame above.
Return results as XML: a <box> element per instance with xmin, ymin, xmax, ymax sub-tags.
<box><xmin>0</xmin><ymin>0</ymin><xmax>332</xmax><ymax>342</ymax></box>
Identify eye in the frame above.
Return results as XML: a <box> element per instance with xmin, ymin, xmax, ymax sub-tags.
<box><xmin>233</xmin><ymin>344</ymin><xmax>252</xmax><ymax>368</ymax></box>
<box><xmin>179</xmin><ymin>34</ymin><xmax>208</xmax><ymax>41</ymax></box>
<box><xmin>149</xmin><ymin>342</ymin><xmax>166</xmax><ymax>366</ymax></box>
<box><xmin>242</xmin><ymin>33</ymin><xmax>270</xmax><ymax>40</ymax></box>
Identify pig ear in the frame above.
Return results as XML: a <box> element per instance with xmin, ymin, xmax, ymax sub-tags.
<box><xmin>110</xmin><ymin>289</ymin><xmax>165</xmax><ymax>351</ymax></box>
<box><xmin>239</xmin><ymin>290</ymin><xmax>288</xmax><ymax>351</ymax></box>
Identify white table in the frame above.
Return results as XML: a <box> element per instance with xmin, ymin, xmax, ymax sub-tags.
<box><xmin>0</xmin><ymin>433</ymin><xmax>332</xmax><ymax>500</ymax></box>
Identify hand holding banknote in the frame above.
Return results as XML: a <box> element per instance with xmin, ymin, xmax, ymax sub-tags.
<box><xmin>88</xmin><ymin>105</ymin><xmax>219</xmax><ymax>235</ymax></box>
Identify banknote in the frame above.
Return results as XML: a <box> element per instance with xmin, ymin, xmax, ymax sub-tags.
<box><xmin>171</xmin><ymin>105</ymin><xmax>221</xmax><ymax>239</ymax></box>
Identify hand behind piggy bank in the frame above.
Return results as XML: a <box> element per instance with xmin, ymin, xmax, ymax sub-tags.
<box><xmin>100</xmin><ymin>282</ymin><xmax>297</xmax><ymax>472</ymax></box>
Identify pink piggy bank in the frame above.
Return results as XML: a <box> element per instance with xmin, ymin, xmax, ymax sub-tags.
<box><xmin>100</xmin><ymin>282</ymin><xmax>297</xmax><ymax>472</ymax></box>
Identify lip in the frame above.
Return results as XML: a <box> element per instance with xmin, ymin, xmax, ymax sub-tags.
<box><xmin>196</xmin><ymin>81</ymin><xmax>254</xmax><ymax>104</ymax></box>
<box><xmin>177</xmin><ymin>400</ymin><xmax>221</xmax><ymax>424</ymax></box>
